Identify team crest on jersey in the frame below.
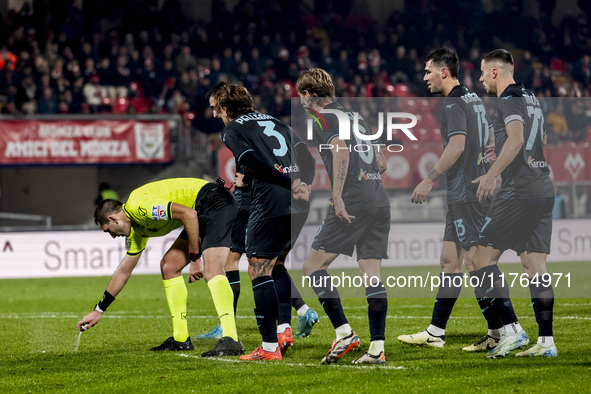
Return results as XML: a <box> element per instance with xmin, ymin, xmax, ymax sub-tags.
<box><xmin>151</xmin><ymin>205</ymin><xmax>168</xmax><ymax>220</ymax></box>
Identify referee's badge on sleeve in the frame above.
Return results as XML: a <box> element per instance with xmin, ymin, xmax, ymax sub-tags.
<box><xmin>151</xmin><ymin>205</ymin><xmax>168</xmax><ymax>220</ymax></box>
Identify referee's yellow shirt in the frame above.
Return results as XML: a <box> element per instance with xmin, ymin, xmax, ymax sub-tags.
<box><xmin>122</xmin><ymin>178</ymin><xmax>209</xmax><ymax>255</ymax></box>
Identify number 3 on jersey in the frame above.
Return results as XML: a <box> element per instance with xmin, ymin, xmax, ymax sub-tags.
<box><xmin>259</xmin><ymin>120</ymin><xmax>287</xmax><ymax>157</ymax></box>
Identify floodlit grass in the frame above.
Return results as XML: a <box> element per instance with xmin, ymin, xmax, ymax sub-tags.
<box><xmin>1</xmin><ymin>262</ymin><xmax>590</xmax><ymax>393</ymax></box>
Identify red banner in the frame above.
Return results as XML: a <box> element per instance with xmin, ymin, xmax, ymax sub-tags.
<box><xmin>219</xmin><ymin>144</ymin><xmax>591</xmax><ymax>189</ymax></box>
<box><xmin>0</xmin><ymin>120</ymin><xmax>170</xmax><ymax>165</ymax></box>
<box><xmin>545</xmin><ymin>145</ymin><xmax>590</xmax><ymax>183</ymax></box>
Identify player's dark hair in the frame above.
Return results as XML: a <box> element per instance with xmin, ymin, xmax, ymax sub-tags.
<box><xmin>482</xmin><ymin>49</ymin><xmax>514</xmax><ymax>67</ymax></box>
<box><xmin>425</xmin><ymin>49</ymin><xmax>459</xmax><ymax>79</ymax></box>
<box><xmin>206</xmin><ymin>81</ymin><xmax>228</xmax><ymax>101</ymax></box>
<box><xmin>213</xmin><ymin>83</ymin><xmax>256</xmax><ymax>119</ymax></box>
<box><xmin>296</xmin><ymin>68</ymin><xmax>336</xmax><ymax>102</ymax></box>
<box><xmin>94</xmin><ymin>199</ymin><xmax>123</xmax><ymax>225</ymax></box>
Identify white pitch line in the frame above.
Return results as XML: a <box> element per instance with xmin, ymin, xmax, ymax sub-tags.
<box><xmin>2</xmin><ymin>313</ymin><xmax>590</xmax><ymax>320</ymax></box>
<box><xmin>178</xmin><ymin>353</ymin><xmax>405</xmax><ymax>370</ymax></box>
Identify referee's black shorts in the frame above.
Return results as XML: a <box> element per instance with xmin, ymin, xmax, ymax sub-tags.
<box><xmin>478</xmin><ymin>196</ymin><xmax>553</xmax><ymax>255</ymax></box>
<box><xmin>179</xmin><ymin>182</ymin><xmax>237</xmax><ymax>251</ymax></box>
<box><xmin>230</xmin><ymin>207</ymin><xmax>249</xmax><ymax>254</ymax></box>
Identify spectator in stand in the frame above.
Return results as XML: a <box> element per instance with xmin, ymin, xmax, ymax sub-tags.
<box><xmin>37</xmin><ymin>87</ymin><xmax>58</xmax><ymax>113</ymax></box>
<box><xmin>546</xmin><ymin>102</ymin><xmax>569</xmax><ymax>141</ymax></box>
<box><xmin>175</xmin><ymin>44</ymin><xmax>196</xmax><ymax>74</ymax></box>
<box><xmin>137</xmin><ymin>57</ymin><xmax>162</xmax><ymax>103</ymax></box>
<box><xmin>566</xmin><ymin>100</ymin><xmax>587</xmax><ymax>141</ymax></box>
<box><xmin>83</xmin><ymin>74</ymin><xmax>103</xmax><ymax>113</ymax></box>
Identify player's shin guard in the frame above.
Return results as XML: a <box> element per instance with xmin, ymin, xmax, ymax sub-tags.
<box><xmin>252</xmin><ymin>276</ymin><xmax>279</xmax><ymax>343</ymax></box>
<box><xmin>472</xmin><ymin>269</ymin><xmax>504</xmax><ymax>330</ymax></box>
<box><xmin>366</xmin><ymin>283</ymin><xmax>387</xmax><ymax>341</ymax></box>
<box><xmin>226</xmin><ymin>270</ymin><xmax>241</xmax><ymax>316</ymax></box>
<box><xmin>529</xmin><ymin>282</ymin><xmax>554</xmax><ymax>337</ymax></box>
<box><xmin>163</xmin><ymin>276</ymin><xmax>189</xmax><ymax>342</ymax></box>
<box><xmin>477</xmin><ymin>265</ymin><xmax>518</xmax><ymax>325</ymax></box>
<box><xmin>309</xmin><ymin>269</ymin><xmax>348</xmax><ymax>329</ymax></box>
<box><xmin>272</xmin><ymin>264</ymin><xmax>292</xmax><ymax>326</ymax></box>
<box><xmin>431</xmin><ymin>273</ymin><xmax>463</xmax><ymax>330</ymax></box>
<box><xmin>208</xmin><ymin>275</ymin><xmax>238</xmax><ymax>341</ymax></box>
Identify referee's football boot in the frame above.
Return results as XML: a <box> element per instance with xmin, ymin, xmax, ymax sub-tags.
<box><xmin>194</xmin><ymin>325</ymin><xmax>223</xmax><ymax>340</ymax></box>
<box><xmin>397</xmin><ymin>330</ymin><xmax>445</xmax><ymax>348</ymax></box>
<box><xmin>295</xmin><ymin>309</ymin><xmax>319</xmax><ymax>338</ymax></box>
<box><xmin>150</xmin><ymin>336</ymin><xmax>194</xmax><ymax>351</ymax></box>
<box><xmin>321</xmin><ymin>331</ymin><xmax>360</xmax><ymax>365</ymax></box>
<box><xmin>277</xmin><ymin>327</ymin><xmax>294</xmax><ymax>355</ymax></box>
<box><xmin>486</xmin><ymin>330</ymin><xmax>530</xmax><ymax>359</ymax></box>
<box><xmin>515</xmin><ymin>343</ymin><xmax>557</xmax><ymax>358</ymax></box>
<box><xmin>201</xmin><ymin>336</ymin><xmax>245</xmax><ymax>357</ymax></box>
<box><xmin>462</xmin><ymin>334</ymin><xmax>500</xmax><ymax>352</ymax></box>
<box><xmin>352</xmin><ymin>351</ymin><xmax>386</xmax><ymax>365</ymax></box>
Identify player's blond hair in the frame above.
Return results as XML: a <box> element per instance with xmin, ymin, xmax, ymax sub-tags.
<box><xmin>296</xmin><ymin>68</ymin><xmax>336</xmax><ymax>104</ymax></box>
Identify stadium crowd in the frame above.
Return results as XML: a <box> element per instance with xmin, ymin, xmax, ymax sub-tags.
<box><xmin>0</xmin><ymin>0</ymin><xmax>589</xmax><ymax>143</ymax></box>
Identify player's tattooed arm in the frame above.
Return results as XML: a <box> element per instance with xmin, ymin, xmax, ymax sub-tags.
<box><xmin>329</xmin><ymin>138</ymin><xmax>355</xmax><ymax>223</ymax></box>
<box><xmin>427</xmin><ymin>168</ymin><xmax>441</xmax><ymax>182</ymax></box>
<box><xmin>336</xmin><ymin>159</ymin><xmax>347</xmax><ymax>183</ymax></box>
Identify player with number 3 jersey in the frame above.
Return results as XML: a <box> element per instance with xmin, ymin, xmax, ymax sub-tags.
<box><xmin>213</xmin><ymin>83</ymin><xmax>316</xmax><ymax>361</ymax></box>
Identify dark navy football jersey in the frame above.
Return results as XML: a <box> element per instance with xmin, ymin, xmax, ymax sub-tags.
<box><xmin>492</xmin><ymin>83</ymin><xmax>554</xmax><ymax>199</ymax></box>
<box><xmin>222</xmin><ymin>112</ymin><xmax>308</xmax><ymax>219</ymax></box>
<box><xmin>233</xmin><ymin>163</ymin><xmax>252</xmax><ymax>208</ymax></box>
<box><xmin>312</xmin><ymin>101</ymin><xmax>389</xmax><ymax>211</ymax></box>
<box><xmin>440</xmin><ymin>85</ymin><xmax>490</xmax><ymax>204</ymax></box>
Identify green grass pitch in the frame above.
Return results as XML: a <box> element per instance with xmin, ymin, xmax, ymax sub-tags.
<box><xmin>1</xmin><ymin>262</ymin><xmax>590</xmax><ymax>393</ymax></box>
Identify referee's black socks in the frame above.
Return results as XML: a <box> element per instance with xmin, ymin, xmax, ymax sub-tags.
<box><xmin>431</xmin><ymin>273</ymin><xmax>463</xmax><ymax>330</ymax></box>
<box><xmin>366</xmin><ymin>282</ymin><xmax>387</xmax><ymax>342</ymax></box>
<box><xmin>251</xmin><ymin>276</ymin><xmax>279</xmax><ymax>343</ymax></box>
<box><xmin>309</xmin><ymin>270</ymin><xmax>349</xmax><ymax>329</ymax></box>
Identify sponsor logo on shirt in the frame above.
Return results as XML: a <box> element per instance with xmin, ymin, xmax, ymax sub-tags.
<box><xmin>274</xmin><ymin>163</ymin><xmax>300</xmax><ymax>174</ymax></box>
<box><xmin>477</xmin><ymin>152</ymin><xmax>492</xmax><ymax>165</ymax></box>
<box><xmin>151</xmin><ymin>205</ymin><xmax>168</xmax><ymax>220</ymax></box>
<box><xmin>528</xmin><ymin>156</ymin><xmax>548</xmax><ymax>168</ymax></box>
<box><xmin>358</xmin><ymin>169</ymin><xmax>381</xmax><ymax>181</ymax></box>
